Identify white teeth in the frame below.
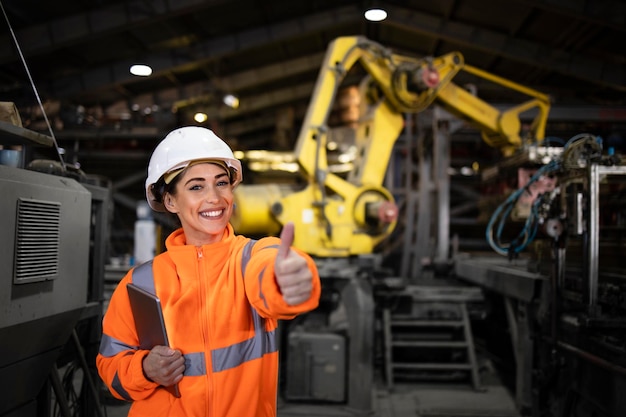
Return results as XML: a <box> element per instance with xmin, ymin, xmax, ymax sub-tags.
<box><xmin>201</xmin><ymin>210</ymin><xmax>222</xmax><ymax>218</ymax></box>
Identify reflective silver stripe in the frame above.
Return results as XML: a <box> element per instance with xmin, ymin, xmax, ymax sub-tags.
<box><xmin>131</xmin><ymin>260</ymin><xmax>155</xmax><ymax>293</ymax></box>
<box><xmin>258</xmin><ymin>266</ymin><xmax>269</xmax><ymax>309</ymax></box>
<box><xmin>168</xmin><ymin>341</ymin><xmax>278</xmax><ymax>376</ymax></box>
<box><xmin>183</xmin><ymin>352</ymin><xmax>206</xmax><ymax>376</ymax></box>
<box><xmin>241</xmin><ymin>239</ymin><xmax>256</xmax><ymax>275</ymax></box>
<box><xmin>211</xmin><ymin>326</ymin><xmax>277</xmax><ymax>372</ymax></box>
<box><xmin>256</xmin><ymin>244</ymin><xmax>279</xmax><ymax>309</ymax></box>
<box><xmin>99</xmin><ymin>333</ymin><xmax>138</xmax><ymax>357</ymax></box>
<box><xmin>112</xmin><ymin>372</ymin><xmax>132</xmax><ymax>401</ymax></box>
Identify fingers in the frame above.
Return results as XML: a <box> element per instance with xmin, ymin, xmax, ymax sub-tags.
<box><xmin>143</xmin><ymin>346</ymin><xmax>185</xmax><ymax>387</ymax></box>
<box><xmin>283</xmin><ymin>294</ymin><xmax>310</xmax><ymax>306</ymax></box>
<box><xmin>277</xmin><ymin>222</ymin><xmax>294</xmax><ymax>259</ymax></box>
<box><xmin>280</xmin><ymin>277</ymin><xmax>313</xmax><ymax>305</ymax></box>
<box><xmin>276</xmin><ymin>254</ymin><xmax>313</xmax><ymax>305</ymax></box>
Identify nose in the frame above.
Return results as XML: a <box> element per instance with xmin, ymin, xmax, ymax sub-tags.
<box><xmin>204</xmin><ymin>185</ymin><xmax>221</xmax><ymax>202</ymax></box>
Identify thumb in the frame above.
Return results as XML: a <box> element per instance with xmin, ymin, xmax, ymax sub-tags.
<box><xmin>152</xmin><ymin>345</ymin><xmax>175</xmax><ymax>356</ymax></box>
<box><xmin>277</xmin><ymin>222</ymin><xmax>295</xmax><ymax>259</ymax></box>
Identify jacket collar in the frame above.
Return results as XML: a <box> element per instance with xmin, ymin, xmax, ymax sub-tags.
<box><xmin>164</xmin><ymin>224</ymin><xmax>237</xmax><ymax>274</ymax></box>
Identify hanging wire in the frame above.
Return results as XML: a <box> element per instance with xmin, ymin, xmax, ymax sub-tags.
<box><xmin>0</xmin><ymin>0</ymin><xmax>66</xmax><ymax>171</ymax></box>
<box><xmin>485</xmin><ymin>133</ymin><xmax>601</xmax><ymax>257</ymax></box>
<box><xmin>485</xmin><ymin>159</ymin><xmax>560</xmax><ymax>256</ymax></box>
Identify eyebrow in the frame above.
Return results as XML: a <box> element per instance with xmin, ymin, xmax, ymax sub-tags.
<box><xmin>184</xmin><ymin>172</ymin><xmax>229</xmax><ymax>186</ymax></box>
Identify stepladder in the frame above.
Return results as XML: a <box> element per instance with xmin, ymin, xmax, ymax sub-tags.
<box><xmin>381</xmin><ymin>285</ymin><xmax>484</xmax><ymax>391</ymax></box>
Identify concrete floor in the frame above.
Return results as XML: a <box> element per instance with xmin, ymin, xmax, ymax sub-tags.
<box><xmin>376</xmin><ymin>383</ymin><xmax>519</xmax><ymax>417</ymax></box>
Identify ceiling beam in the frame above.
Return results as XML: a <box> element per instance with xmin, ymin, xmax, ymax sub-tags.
<box><xmin>5</xmin><ymin>2</ymin><xmax>623</xmax><ymax>105</ymax></box>
<box><xmin>0</xmin><ymin>0</ymin><xmax>228</xmax><ymax>65</ymax></box>
<box><xmin>43</xmin><ymin>5</ymin><xmax>360</xmax><ymax>99</ymax></box>
<box><xmin>513</xmin><ymin>0</ymin><xmax>625</xmax><ymax>31</ymax></box>
<box><xmin>98</xmin><ymin>51</ymin><xmax>323</xmax><ymax>117</ymax></box>
<box><xmin>203</xmin><ymin>81</ymin><xmax>315</xmax><ymax>122</ymax></box>
<box><xmin>384</xmin><ymin>3</ymin><xmax>625</xmax><ymax>92</ymax></box>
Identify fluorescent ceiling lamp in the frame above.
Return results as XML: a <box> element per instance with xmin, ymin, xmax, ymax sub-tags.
<box><xmin>194</xmin><ymin>112</ymin><xmax>208</xmax><ymax>123</ymax></box>
<box><xmin>223</xmin><ymin>94</ymin><xmax>239</xmax><ymax>109</ymax></box>
<box><xmin>130</xmin><ymin>64</ymin><xmax>152</xmax><ymax>76</ymax></box>
<box><xmin>364</xmin><ymin>8</ymin><xmax>387</xmax><ymax>22</ymax></box>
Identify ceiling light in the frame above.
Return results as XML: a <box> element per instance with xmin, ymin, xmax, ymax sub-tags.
<box><xmin>130</xmin><ymin>64</ymin><xmax>152</xmax><ymax>76</ymax></box>
<box><xmin>194</xmin><ymin>112</ymin><xmax>208</xmax><ymax>123</ymax></box>
<box><xmin>223</xmin><ymin>94</ymin><xmax>239</xmax><ymax>109</ymax></box>
<box><xmin>364</xmin><ymin>8</ymin><xmax>387</xmax><ymax>22</ymax></box>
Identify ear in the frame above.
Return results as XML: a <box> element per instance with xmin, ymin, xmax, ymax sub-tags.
<box><xmin>164</xmin><ymin>193</ymin><xmax>179</xmax><ymax>213</ymax></box>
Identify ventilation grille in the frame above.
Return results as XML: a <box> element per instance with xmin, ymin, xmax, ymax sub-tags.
<box><xmin>14</xmin><ymin>198</ymin><xmax>61</xmax><ymax>283</ymax></box>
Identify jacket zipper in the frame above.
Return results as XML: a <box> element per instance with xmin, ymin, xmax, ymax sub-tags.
<box><xmin>197</xmin><ymin>247</ymin><xmax>213</xmax><ymax>416</ymax></box>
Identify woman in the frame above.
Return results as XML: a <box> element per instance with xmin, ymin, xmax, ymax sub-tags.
<box><xmin>97</xmin><ymin>126</ymin><xmax>321</xmax><ymax>416</ymax></box>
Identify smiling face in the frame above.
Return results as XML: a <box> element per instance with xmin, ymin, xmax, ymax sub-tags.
<box><xmin>163</xmin><ymin>162</ymin><xmax>234</xmax><ymax>246</ymax></box>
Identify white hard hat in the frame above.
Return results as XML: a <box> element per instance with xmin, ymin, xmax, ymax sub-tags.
<box><xmin>145</xmin><ymin>126</ymin><xmax>242</xmax><ymax>211</ymax></box>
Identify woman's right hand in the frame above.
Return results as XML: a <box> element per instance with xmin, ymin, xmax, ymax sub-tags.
<box><xmin>142</xmin><ymin>345</ymin><xmax>185</xmax><ymax>387</ymax></box>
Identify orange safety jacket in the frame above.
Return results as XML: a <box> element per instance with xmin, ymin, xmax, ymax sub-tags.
<box><xmin>97</xmin><ymin>224</ymin><xmax>321</xmax><ymax>417</ymax></box>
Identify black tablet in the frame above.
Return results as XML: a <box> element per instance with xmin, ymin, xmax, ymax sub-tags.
<box><xmin>127</xmin><ymin>283</ymin><xmax>181</xmax><ymax>398</ymax></box>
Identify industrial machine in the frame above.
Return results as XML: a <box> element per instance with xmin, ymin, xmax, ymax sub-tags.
<box><xmin>229</xmin><ymin>36</ymin><xmax>556</xmax><ymax>415</ymax></box>
<box><xmin>540</xmin><ymin>143</ymin><xmax>626</xmax><ymax>417</ymax></box>
<box><xmin>0</xmin><ymin>113</ymin><xmax>111</xmax><ymax>417</ymax></box>
<box><xmin>457</xmin><ymin>133</ymin><xmax>626</xmax><ymax>417</ymax></box>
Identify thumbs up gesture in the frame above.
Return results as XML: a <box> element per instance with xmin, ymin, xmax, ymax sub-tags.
<box><xmin>275</xmin><ymin>222</ymin><xmax>314</xmax><ymax>306</ymax></box>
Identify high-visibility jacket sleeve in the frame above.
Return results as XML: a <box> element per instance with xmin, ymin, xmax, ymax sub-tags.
<box><xmin>96</xmin><ymin>273</ymin><xmax>160</xmax><ymax>402</ymax></box>
<box><xmin>243</xmin><ymin>236</ymin><xmax>321</xmax><ymax>319</ymax></box>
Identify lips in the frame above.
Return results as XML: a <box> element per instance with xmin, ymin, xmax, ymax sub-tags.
<box><xmin>200</xmin><ymin>209</ymin><xmax>224</xmax><ymax>218</ymax></box>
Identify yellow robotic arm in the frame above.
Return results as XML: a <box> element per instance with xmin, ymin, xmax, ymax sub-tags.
<box><xmin>231</xmin><ymin>36</ymin><xmax>550</xmax><ymax>257</ymax></box>
<box><xmin>435</xmin><ymin>64</ymin><xmax>551</xmax><ymax>155</ymax></box>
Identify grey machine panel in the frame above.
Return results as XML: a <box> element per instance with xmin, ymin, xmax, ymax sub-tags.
<box><xmin>0</xmin><ymin>164</ymin><xmax>92</xmax><ymax>415</ymax></box>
